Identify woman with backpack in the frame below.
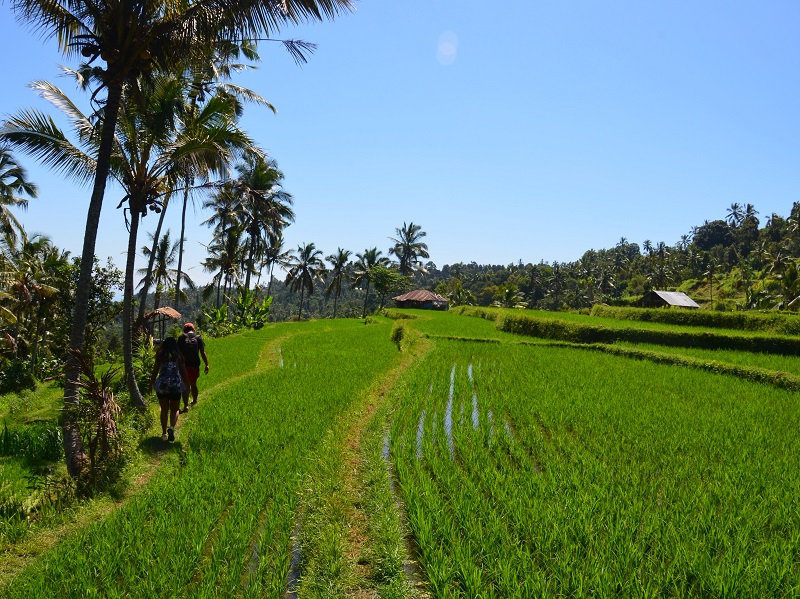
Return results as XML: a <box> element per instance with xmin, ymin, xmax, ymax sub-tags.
<box><xmin>149</xmin><ymin>336</ymin><xmax>189</xmax><ymax>442</ymax></box>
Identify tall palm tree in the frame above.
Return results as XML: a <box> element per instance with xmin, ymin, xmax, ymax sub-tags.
<box><xmin>389</xmin><ymin>221</ymin><xmax>430</xmax><ymax>277</ymax></box>
<box><xmin>352</xmin><ymin>247</ymin><xmax>390</xmax><ymax>318</ymax></box>
<box><xmin>0</xmin><ymin>146</ymin><xmax>37</xmax><ymax>245</ymax></box>
<box><xmin>138</xmin><ymin>230</ymin><xmax>195</xmax><ymax>311</ymax></box>
<box><xmin>260</xmin><ymin>231</ymin><xmax>292</xmax><ymax>297</ymax></box>
<box><xmin>202</xmin><ymin>225</ymin><xmax>245</xmax><ymax>308</ymax></box>
<box><xmin>8</xmin><ymin>0</ymin><xmax>352</xmax><ymax>476</ymax></box>
<box><xmin>232</xmin><ymin>153</ymin><xmax>295</xmax><ymax>290</ymax></box>
<box><xmin>325</xmin><ymin>247</ymin><xmax>351</xmax><ymax>318</ymax></box>
<box><xmin>284</xmin><ymin>242</ymin><xmax>325</xmax><ymax>319</ymax></box>
<box><xmin>174</xmin><ymin>40</ymin><xmax>274</xmax><ymax>305</ymax></box>
<box><xmin>4</xmin><ymin>73</ymin><xmax>256</xmax><ymax>409</ymax></box>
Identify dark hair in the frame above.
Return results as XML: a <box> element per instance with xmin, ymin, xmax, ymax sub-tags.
<box><xmin>159</xmin><ymin>336</ymin><xmax>179</xmax><ymax>361</ymax></box>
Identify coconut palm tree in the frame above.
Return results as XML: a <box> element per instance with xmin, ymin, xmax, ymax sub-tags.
<box><xmin>8</xmin><ymin>0</ymin><xmax>352</xmax><ymax>476</ymax></box>
<box><xmin>4</xmin><ymin>73</ymin><xmax>256</xmax><ymax>409</ymax></box>
<box><xmin>389</xmin><ymin>221</ymin><xmax>430</xmax><ymax>277</ymax></box>
<box><xmin>0</xmin><ymin>146</ymin><xmax>37</xmax><ymax>245</ymax></box>
<box><xmin>284</xmin><ymin>242</ymin><xmax>325</xmax><ymax>319</ymax></box>
<box><xmin>231</xmin><ymin>153</ymin><xmax>294</xmax><ymax>290</ymax></box>
<box><xmin>352</xmin><ymin>247</ymin><xmax>390</xmax><ymax>318</ymax></box>
<box><xmin>138</xmin><ymin>230</ymin><xmax>195</xmax><ymax>311</ymax></box>
<box><xmin>260</xmin><ymin>231</ymin><xmax>291</xmax><ymax>297</ymax></box>
<box><xmin>325</xmin><ymin>248</ymin><xmax>351</xmax><ymax>318</ymax></box>
<box><xmin>726</xmin><ymin>202</ymin><xmax>744</xmax><ymax>227</ymax></box>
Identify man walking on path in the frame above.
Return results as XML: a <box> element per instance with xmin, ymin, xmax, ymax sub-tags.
<box><xmin>178</xmin><ymin>322</ymin><xmax>209</xmax><ymax>411</ymax></box>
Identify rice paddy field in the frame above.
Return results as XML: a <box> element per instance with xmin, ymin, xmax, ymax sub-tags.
<box><xmin>2</xmin><ymin>309</ymin><xmax>799</xmax><ymax>597</ymax></box>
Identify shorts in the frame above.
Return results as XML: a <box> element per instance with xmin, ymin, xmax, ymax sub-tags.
<box><xmin>185</xmin><ymin>366</ymin><xmax>200</xmax><ymax>385</ymax></box>
<box><xmin>157</xmin><ymin>392</ymin><xmax>182</xmax><ymax>402</ymax></box>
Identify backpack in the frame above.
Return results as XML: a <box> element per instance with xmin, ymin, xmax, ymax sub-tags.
<box><xmin>156</xmin><ymin>359</ymin><xmax>185</xmax><ymax>395</ymax></box>
<box><xmin>181</xmin><ymin>333</ymin><xmax>201</xmax><ymax>365</ymax></box>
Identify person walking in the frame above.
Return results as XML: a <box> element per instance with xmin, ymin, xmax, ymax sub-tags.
<box><xmin>178</xmin><ymin>322</ymin><xmax>209</xmax><ymax>411</ymax></box>
<box><xmin>149</xmin><ymin>336</ymin><xmax>188</xmax><ymax>442</ymax></box>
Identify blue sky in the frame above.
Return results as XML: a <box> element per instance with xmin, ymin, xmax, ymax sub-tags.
<box><xmin>2</xmin><ymin>1</ymin><xmax>800</xmax><ymax>285</ymax></box>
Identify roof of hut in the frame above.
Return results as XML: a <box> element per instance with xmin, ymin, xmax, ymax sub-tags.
<box><xmin>644</xmin><ymin>290</ymin><xmax>700</xmax><ymax>308</ymax></box>
<box><xmin>392</xmin><ymin>290</ymin><xmax>449</xmax><ymax>303</ymax></box>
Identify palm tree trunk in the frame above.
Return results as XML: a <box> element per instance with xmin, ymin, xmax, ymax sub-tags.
<box><xmin>137</xmin><ymin>196</ymin><xmax>169</xmax><ymax>321</ymax></box>
<box><xmin>267</xmin><ymin>263</ymin><xmax>275</xmax><ymax>298</ymax></box>
<box><xmin>123</xmin><ymin>205</ymin><xmax>147</xmax><ymax>410</ymax></box>
<box><xmin>63</xmin><ymin>79</ymin><xmax>124</xmax><ymax>478</ymax></box>
<box><xmin>362</xmin><ymin>281</ymin><xmax>371</xmax><ymax>319</ymax></box>
<box><xmin>244</xmin><ymin>230</ymin><xmax>256</xmax><ymax>291</ymax></box>
<box><xmin>298</xmin><ymin>286</ymin><xmax>305</xmax><ymax>319</ymax></box>
<box><xmin>175</xmin><ymin>183</ymin><xmax>189</xmax><ymax>305</ymax></box>
<box><xmin>333</xmin><ymin>288</ymin><xmax>340</xmax><ymax>319</ymax></box>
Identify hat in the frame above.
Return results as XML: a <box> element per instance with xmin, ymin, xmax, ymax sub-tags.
<box><xmin>183</xmin><ymin>322</ymin><xmax>195</xmax><ymax>332</ymax></box>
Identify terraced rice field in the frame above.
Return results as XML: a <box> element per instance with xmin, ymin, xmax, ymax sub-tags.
<box><xmin>2</xmin><ymin>310</ymin><xmax>799</xmax><ymax>598</ymax></box>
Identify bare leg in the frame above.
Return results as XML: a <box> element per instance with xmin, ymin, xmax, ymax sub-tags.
<box><xmin>170</xmin><ymin>400</ymin><xmax>180</xmax><ymax>428</ymax></box>
<box><xmin>190</xmin><ymin>381</ymin><xmax>199</xmax><ymax>404</ymax></box>
<box><xmin>159</xmin><ymin>396</ymin><xmax>169</xmax><ymax>436</ymax></box>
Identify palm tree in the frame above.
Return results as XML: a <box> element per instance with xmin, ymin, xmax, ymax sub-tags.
<box><xmin>232</xmin><ymin>153</ymin><xmax>295</xmax><ymax>290</ymax></box>
<box><xmin>174</xmin><ymin>40</ymin><xmax>274</xmax><ymax>305</ymax></box>
<box><xmin>138</xmin><ymin>230</ymin><xmax>195</xmax><ymax>311</ymax></box>
<box><xmin>0</xmin><ymin>146</ymin><xmax>37</xmax><ymax>245</ymax></box>
<box><xmin>4</xmin><ymin>73</ymin><xmax>256</xmax><ymax>409</ymax></box>
<box><xmin>325</xmin><ymin>248</ymin><xmax>351</xmax><ymax>318</ymax></box>
<box><xmin>8</xmin><ymin>0</ymin><xmax>352</xmax><ymax>476</ymax></box>
<box><xmin>492</xmin><ymin>285</ymin><xmax>527</xmax><ymax>309</ymax></box>
<box><xmin>389</xmin><ymin>221</ymin><xmax>430</xmax><ymax>277</ymax></box>
<box><xmin>202</xmin><ymin>225</ymin><xmax>245</xmax><ymax>308</ymax></box>
<box><xmin>353</xmin><ymin>247</ymin><xmax>390</xmax><ymax>318</ymax></box>
<box><xmin>726</xmin><ymin>202</ymin><xmax>744</xmax><ymax>227</ymax></box>
<box><xmin>261</xmin><ymin>231</ymin><xmax>292</xmax><ymax>298</ymax></box>
<box><xmin>284</xmin><ymin>242</ymin><xmax>325</xmax><ymax>319</ymax></box>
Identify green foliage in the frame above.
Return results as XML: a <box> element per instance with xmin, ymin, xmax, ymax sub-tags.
<box><xmin>227</xmin><ymin>286</ymin><xmax>272</xmax><ymax>330</ymax></box>
<box><xmin>497</xmin><ymin>311</ymin><xmax>800</xmax><ymax>354</ymax></box>
<box><xmin>592</xmin><ymin>303</ymin><xmax>800</xmax><ymax>334</ymax></box>
<box><xmin>0</xmin><ymin>360</ymin><xmax>37</xmax><ymax>394</ymax></box>
<box><xmin>200</xmin><ymin>303</ymin><xmax>234</xmax><ymax>337</ymax></box>
<box><xmin>1</xmin><ymin>420</ymin><xmax>63</xmax><ymax>463</ymax></box>
<box><xmin>133</xmin><ymin>335</ymin><xmax>155</xmax><ymax>393</ymax></box>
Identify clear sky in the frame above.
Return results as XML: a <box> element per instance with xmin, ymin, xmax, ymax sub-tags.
<box><xmin>2</xmin><ymin>1</ymin><xmax>799</xmax><ymax>285</ymax></box>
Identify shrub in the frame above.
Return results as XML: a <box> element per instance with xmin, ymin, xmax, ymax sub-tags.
<box><xmin>0</xmin><ymin>360</ymin><xmax>37</xmax><ymax>394</ymax></box>
<box><xmin>1</xmin><ymin>420</ymin><xmax>63</xmax><ymax>463</ymax></box>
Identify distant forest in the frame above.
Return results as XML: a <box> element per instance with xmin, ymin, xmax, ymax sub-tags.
<box><xmin>177</xmin><ymin>201</ymin><xmax>800</xmax><ymax>327</ymax></box>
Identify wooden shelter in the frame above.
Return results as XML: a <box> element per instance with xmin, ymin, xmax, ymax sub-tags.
<box><xmin>392</xmin><ymin>290</ymin><xmax>449</xmax><ymax>310</ymax></box>
<box><xmin>143</xmin><ymin>306</ymin><xmax>182</xmax><ymax>341</ymax></box>
<box><xmin>638</xmin><ymin>290</ymin><xmax>699</xmax><ymax>309</ymax></box>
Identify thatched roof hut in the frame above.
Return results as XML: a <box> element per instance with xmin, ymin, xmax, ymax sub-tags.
<box><xmin>393</xmin><ymin>290</ymin><xmax>449</xmax><ymax>310</ymax></box>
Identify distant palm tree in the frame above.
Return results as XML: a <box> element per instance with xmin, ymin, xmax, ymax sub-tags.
<box><xmin>0</xmin><ymin>146</ymin><xmax>37</xmax><ymax>245</ymax></box>
<box><xmin>726</xmin><ymin>202</ymin><xmax>744</xmax><ymax>227</ymax></box>
<box><xmin>285</xmin><ymin>242</ymin><xmax>326</xmax><ymax>319</ymax></box>
<box><xmin>353</xmin><ymin>247</ymin><xmax>390</xmax><ymax>318</ymax></box>
<box><xmin>492</xmin><ymin>285</ymin><xmax>527</xmax><ymax>309</ymax></box>
<box><xmin>138</xmin><ymin>230</ymin><xmax>195</xmax><ymax>311</ymax></box>
<box><xmin>389</xmin><ymin>222</ymin><xmax>430</xmax><ymax>277</ymax></box>
<box><xmin>261</xmin><ymin>232</ymin><xmax>292</xmax><ymax>298</ymax></box>
<box><xmin>325</xmin><ymin>248</ymin><xmax>352</xmax><ymax>318</ymax></box>
<box><xmin>233</xmin><ymin>154</ymin><xmax>295</xmax><ymax>290</ymax></box>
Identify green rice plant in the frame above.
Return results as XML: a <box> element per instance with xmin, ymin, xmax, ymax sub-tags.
<box><xmin>389</xmin><ymin>339</ymin><xmax>800</xmax><ymax>597</ymax></box>
<box><xmin>1</xmin><ymin>319</ymin><xmax>403</xmax><ymax>598</ymax></box>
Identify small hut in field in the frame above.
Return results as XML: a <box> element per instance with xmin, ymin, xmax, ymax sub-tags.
<box><xmin>393</xmin><ymin>290</ymin><xmax>449</xmax><ymax>310</ymax></box>
<box><xmin>638</xmin><ymin>290</ymin><xmax>699</xmax><ymax>309</ymax></box>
